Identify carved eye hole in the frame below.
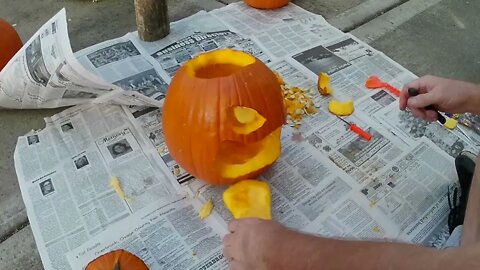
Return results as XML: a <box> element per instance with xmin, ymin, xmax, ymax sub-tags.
<box><xmin>228</xmin><ymin>106</ymin><xmax>266</xmax><ymax>135</ymax></box>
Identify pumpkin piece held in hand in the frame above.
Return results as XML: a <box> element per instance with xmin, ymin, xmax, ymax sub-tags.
<box><xmin>244</xmin><ymin>0</ymin><xmax>290</xmax><ymax>9</ymax></box>
<box><xmin>162</xmin><ymin>49</ymin><xmax>286</xmax><ymax>185</ymax></box>
<box><xmin>0</xmin><ymin>18</ymin><xmax>23</xmax><ymax>71</ymax></box>
<box><xmin>223</xmin><ymin>179</ymin><xmax>272</xmax><ymax>220</ymax></box>
<box><xmin>86</xmin><ymin>249</ymin><xmax>149</xmax><ymax>270</ymax></box>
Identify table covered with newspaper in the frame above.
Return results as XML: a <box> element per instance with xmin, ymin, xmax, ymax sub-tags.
<box><xmin>5</xmin><ymin>2</ymin><xmax>480</xmax><ymax>270</ymax></box>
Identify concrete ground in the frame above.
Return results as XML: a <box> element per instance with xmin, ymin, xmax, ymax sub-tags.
<box><xmin>0</xmin><ymin>0</ymin><xmax>479</xmax><ymax>268</ymax></box>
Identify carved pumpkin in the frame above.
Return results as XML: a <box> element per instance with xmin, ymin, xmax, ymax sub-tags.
<box><xmin>0</xmin><ymin>18</ymin><xmax>22</xmax><ymax>71</ymax></box>
<box><xmin>162</xmin><ymin>49</ymin><xmax>286</xmax><ymax>185</ymax></box>
<box><xmin>86</xmin><ymin>249</ymin><xmax>149</xmax><ymax>270</ymax></box>
<box><xmin>244</xmin><ymin>0</ymin><xmax>290</xmax><ymax>9</ymax></box>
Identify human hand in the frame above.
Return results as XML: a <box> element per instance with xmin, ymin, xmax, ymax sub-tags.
<box><xmin>223</xmin><ymin>219</ymin><xmax>289</xmax><ymax>270</ymax></box>
<box><xmin>399</xmin><ymin>75</ymin><xmax>480</xmax><ymax>121</ymax></box>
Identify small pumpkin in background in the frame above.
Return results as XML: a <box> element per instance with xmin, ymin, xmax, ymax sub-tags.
<box><xmin>0</xmin><ymin>18</ymin><xmax>22</xmax><ymax>71</ymax></box>
<box><xmin>244</xmin><ymin>0</ymin><xmax>290</xmax><ymax>9</ymax></box>
<box><xmin>86</xmin><ymin>249</ymin><xmax>148</xmax><ymax>270</ymax></box>
<box><xmin>162</xmin><ymin>49</ymin><xmax>286</xmax><ymax>185</ymax></box>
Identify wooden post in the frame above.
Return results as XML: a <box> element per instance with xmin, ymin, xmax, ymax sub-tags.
<box><xmin>134</xmin><ymin>0</ymin><xmax>170</xmax><ymax>42</ymax></box>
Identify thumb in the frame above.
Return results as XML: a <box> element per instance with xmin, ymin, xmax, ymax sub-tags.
<box><xmin>407</xmin><ymin>92</ymin><xmax>437</xmax><ymax>108</ymax></box>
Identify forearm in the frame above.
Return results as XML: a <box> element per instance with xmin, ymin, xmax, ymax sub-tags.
<box><xmin>270</xmin><ymin>230</ymin><xmax>480</xmax><ymax>270</ymax></box>
<box><xmin>466</xmin><ymin>83</ymin><xmax>480</xmax><ymax>114</ymax></box>
<box><xmin>461</xmin><ymin>156</ymin><xmax>480</xmax><ymax>246</ymax></box>
<box><xmin>292</xmin><ymin>235</ymin><xmax>440</xmax><ymax>270</ymax></box>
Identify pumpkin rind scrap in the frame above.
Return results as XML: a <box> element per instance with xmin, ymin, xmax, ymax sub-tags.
<box><xmin>86</xmin><ymin>249</ymin><xmax>149</xmax><ymax>270</ymax></box>
<box><xmin>162</xmin><ymin>49</ymin><xmax>286</xmax><ymax>185</ymax></box>
<box><xmin>0</xmin><ymin>18</ymin><xmax>23</xmax><ymax>71</ymax></box>
<box><xmin>318</xmin><ymin>72</ymin><xmax>333</xmax><ymax>95</ymax></box>
<box><xmin>244</xmin><ymin>0</ymin><xmax>290</xmax><ymax>9</ymax></box>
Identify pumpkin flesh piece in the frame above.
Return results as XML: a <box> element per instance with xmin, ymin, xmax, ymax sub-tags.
<box><xmin>217</xmin><ymin>127</ymin><xmax>281</xmax><ymax>179</ymax></box>
<box><xmin>223</xmin><ymin>179</ymin><xmax>272</xmax><ymax>220</ymax></box>
<box><xmin>318</xmin><ymin>72</ymin><xmax>333</xmax><ymax>95</ymax></box>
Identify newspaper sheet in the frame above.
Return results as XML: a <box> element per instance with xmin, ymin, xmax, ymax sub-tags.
<box><xmin>211</xmin><ymin>2</ymin><xmax>343</xmax><ymax>58</ymax></box>
<box><xmin>0</xmin><ymin>9</ymin><xmax>116</xmax><ymax>109</ymax></box>
<box><xmin>374</xmin><ymin>100</ymin><xmax>480</xmax><ymax>157</ymax></box>
<box><xmin>67</xmin><ymin>196</ymin><xmax>229</xmax><ymax>270</ymax></box>
<box><xmin>12</xmin><ymin>2</ymin><xmax>480</xmax><ymax>270</ymax></box>
<box><xmin>129</xmin><ymin>11</ymin><xmax>272</xmax><ymax>79</ymax></box>
<box><xmin>75</xmin><ymin>34</ymin><xmax>171</xmax><ymax>107</ymax></box>
<box><xmin>14</xmin><ymin>104</ymin><xmax>181</xmax><ymax>270</ymax></box>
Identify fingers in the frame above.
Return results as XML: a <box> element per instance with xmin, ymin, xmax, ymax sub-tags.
<box><xmin>400</xmin><ymin>77</ymin><xmax>429</xmax><ymax>110</ymax></box>
<box><xmin>410</xmin><ymin>107</ymin><xmax>438</xmax><ymax>122</ymax></box>
<box><xmin>228</xmin><ymin>260</ymin><xmax>242</xmax><ymax>270</ymax></box>
<box><xmin>404</xmin><ymin>75</ymin><xmax>440</xmax><ymax>93</ymax></box>
<box><xmin>228</xmin><ymin>219</ymin><xmax>239</xmax><ymax>233</ymax></box>
<box><xmin>399</xmin><ymin>86</ymin><xmax>409</xmax><ymax>110</ymax></box>
<box><xmin>223</xmin><ymin>234</ymin><xmax>236</xmax><ymax>261</ymax></box>
<box><xmin>425</xmin><ymin>110</ymin><xmax>439</xmax><ymax>122</ymax></box>
<box><xmin>407</xmin><ymin>91</ymin><xmax>439</xmax><ymax>109</ymax></box>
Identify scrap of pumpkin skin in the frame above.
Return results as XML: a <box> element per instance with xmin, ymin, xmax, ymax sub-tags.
<box><xmin>318</xmin><ymin>72</ymin><xmax>333</xmax><ymax>95</ymax></box>
<box><xmin>110</xmin><ymin>176</ymin><xmax>131</xmax><ymax>202</ymax></box>
<box><xmin>223</xmin><ymin>179</ymin><xmax>272</xmax><ymax>220</ymax></box>
<box><xmin>199</xmin><ymin>200</ymin><xmax>214</xmax><ymax>219</ymax></box>
<box><xmin>328</xmin><ymin>99</ymin><xmax>354</xmax><ymax>116</ymax></box>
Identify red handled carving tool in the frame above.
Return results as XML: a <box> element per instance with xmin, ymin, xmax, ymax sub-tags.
<box><xmin>365</xmin><ymin>76</ymin><xmax>401</xmax><ymax>97</ymax></box>
<box><xmin>336</xmin><ymin>116</ymin><xmax>373</xmax><ymax>141</ymax></box>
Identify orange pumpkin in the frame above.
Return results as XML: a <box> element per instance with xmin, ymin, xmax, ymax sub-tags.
<box><xmin>0</xmin><ymin>18</ymin><xmax>22</xmax><ymax>71</ymax></box>
<box><xmin>162</xmin><ymin>49</ymin><xmax>286</xmax><ymax>185</ymax></box>
<box><xmin>86</xmin><ymin>249</ymin><xmax>149</xmax><ymax>270</ymax></box>
<box><xmin>244</xmin><ymin>0</ymin><xmax>290</xmax><ymax>9</ymax></box>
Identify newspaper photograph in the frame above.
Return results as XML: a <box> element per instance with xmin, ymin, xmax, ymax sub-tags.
<box><xmin>0</xmin><ymin>9</ymin><xmax>115</xmax><ymax>109</ymax></box>
<box><xmin>14</xmin><ymin>104</ymin><xmax>181</xmax><ymax>270</ymax></box>
<box><xmin>67</xmin><ymin>196</ymin><xmax>228</xmax><ymax>270</ymax></box>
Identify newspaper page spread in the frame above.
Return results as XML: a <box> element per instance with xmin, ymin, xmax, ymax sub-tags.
<box><xmin>14</xmin><ymin>104</ymin><xmax>182</xmax><ymax>270</ymax></box>
<box><xmin>74</xmin><ymin>34</ymin><xmax>171</xmax><ymax>107</ymax></box>
<box><xmin>67</xmin><ymin>196</ymin><xmax>229</xmax><ymax>270</ymax></box>
<box><xmin>12</xmin><ymin>2</ymin><xmax>480</xmax><ymax>270</ymax></box>
<box><xmin>129</xmin><ymin>11</ymin><xmax>272</xmax><ymax>79</ymax></box>
<box><xmin>0</xmin><ymin>9</ymin><xmax>117</xmax><ymax>109</ymax></box>
<box><xmin>210</xmin><ymin>2</ymin><xmax>343</xmax><ymax>58</ymax></box>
